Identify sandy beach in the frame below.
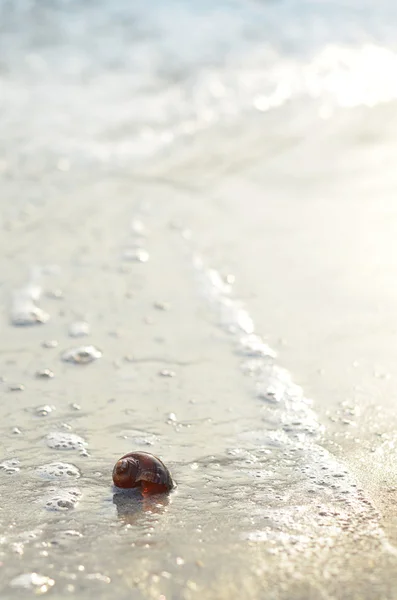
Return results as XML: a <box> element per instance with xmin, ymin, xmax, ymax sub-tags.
<box><xmin>2</xmin><ymin>1</ymin><xmax>397</xmax><ymax>598</ymax></box>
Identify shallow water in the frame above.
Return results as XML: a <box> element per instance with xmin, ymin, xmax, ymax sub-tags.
<box><xmin>2</xmin><ymin>1</ymin><xmax>397</xmax><ymax>598</ymax></box>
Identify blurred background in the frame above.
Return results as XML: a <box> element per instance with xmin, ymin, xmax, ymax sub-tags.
<box><xmin>2</xmin><ymin>0</ymin><xmax>397</xmax><ymax>167</ymax></box>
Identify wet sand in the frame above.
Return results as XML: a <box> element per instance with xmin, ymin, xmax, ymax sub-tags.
<box><xmin>2</xmin><ymin>135</ymin><xmax>397</xmax><ymax>597</ymax></box>
<box><xmin>159</xmin><ymin>107</ymin><xmax>397</xmax><ymax>528</ymax></box>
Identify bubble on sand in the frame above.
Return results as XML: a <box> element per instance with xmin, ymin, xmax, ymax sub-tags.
<box><xmin>42</xmin><ymin>340</ymin><xmax>58</xmax><ymax>349</ymax></box>
<box><xmin>46</xmin><ymin>432</ymin><xmax>87</xmax><ymax>451</ymax></box>
<box><xmin>11</xmin><ymin>284</ymin><xmax>50</xmax><ymax>326</ymax></box>
<box><xmin>68</xmin><ymin>321</ymin><xmax>90</xmax><ymax>338</ymax></box>
<box><xmin>43</xmin><ymin>487</ymin><xmax>81</xmax><ymax>511</ymax></box>
<box><xmin>11</xmin><ymin>305</ymin><xmax>49</xmax><ymax>326</ymax></box>
<box><xmin>61</xmin><ymin>345</ymin><xmax>102</xmax><ymax>364</ymax></box>
<box><xmin>166</xmin><ymin>412</ymin><xmax>177</xmax><ymax>424</ymax></box>
<box><xmin>154</xmin><ymin>301</ymin><xmax>170</xmax><ymax>311</ymax></box>
<box><xmin>0</xmin><ymin>459</ymin><xmax>20</xmax><ymax>474</ymax></box>
<box><xmin>36</xmin><ymin>462</ymin><xmax>80</xmax><ymax>480</ymax></box>
<box><xmin>10</xmin><ymin>572</ymin><xmax>54</xmax><ymax>593</ymax></box>
<box><xmin>122</xmin><ymin>248</ymin><xmax>149</xmax><ymax>263</ymax></box>
<box><xmin>8</xmin><ymin>383</ymin><xmax>24</xmax><ymax>392</ymax></box>
<box><xmin>159</xmin><ymin>369</ymin><xmax>176</xmax><ymax>378</ymax></box>
<box><xmin>36</xmin><ymin>369</ymin><xmax>54</xmax><ymax>379</ymax></box>
<box><xmin>35</xmin><ymin>405</ymin><xmax>55</xmax><ymax>417</ymax></box>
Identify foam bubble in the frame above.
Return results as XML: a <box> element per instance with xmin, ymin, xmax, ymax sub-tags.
<box><xmin>11</xmin><ymin>283</ymin><xmax>49</xmax><ymax>326</ymax></box>
<box><xmin>42</xmin><ymin>340</ymin><xmax>58</xmax><ymax>349</ymax></box>
<box><xmin>35</xmin><ymin>369</ymin><xmax>54</xmax><ymax>379</ymax></box>
<box><xmin>43</xmin><ymin>487</ymin><xmax>81</xmax><ymax>511</ymax></box>
<box><xmin>68</xmin><ymin>321</ymin><xmax>90</xmax><ymax>338</ymax></box>
<box><xmin>0</xmin><ymin>459</ymin><xmax>20</xmax><ymax>474</ymax></box>
<box><xmin>36</xmin><ymin>462</ymin><xmax>80</xmax><ymax>480</ymax></box>
<box><xmin>61</xmin><ymin>345</ymin><xmax>102</xmax><ymax>364</ymax></box>
<box><xmin>159</xmin><ymin>369</ymin><xmax>176</xmax><ymax>378</ymax></box>
<box><xmin>8</xmin><ymin>384</ymin><xmax>24</xmax><ymax>392</ymax></box>
<box><xmin>122</xmin><ymin>248</ymin><xmax>150</xmax><ymax>263</ymax></box>
<box><xmin>35</xmin><ymin>405</ymin><xmax>55</xmax><ymax>417</ymax></box>
<box><xmin>46</xmin><ymin>432</ymin><xmax>87</xmax><ymax>451</ymax></box>
<box><xmin>11</xmin><ymin>305</ymin><xmax>49</xmax><ymax>326</ymax></box>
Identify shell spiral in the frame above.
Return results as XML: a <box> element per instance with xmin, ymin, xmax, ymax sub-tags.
<box><xmin>112</xmin><ymin>451</ymin><xmax>174</xmax><ymax>493</ymax></box>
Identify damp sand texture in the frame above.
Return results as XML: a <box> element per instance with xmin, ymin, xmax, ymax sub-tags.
<box><xmin>3</xmin><ymin>1</ymin><xmax>397</xmax><ymax>599</ymax></box>
<box><xmin>1</xmin><ymin>178</ymin><xmax>397</xmax><ymax>599</ymax></box>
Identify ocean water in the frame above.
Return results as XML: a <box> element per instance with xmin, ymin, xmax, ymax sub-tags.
<box><xmin>2</xmin><ymin>0</ymin><xmax>397</xmax><ymax>167</ymax></box>
<box><xmin>2</xmin><ymin>1</ymin><xmax>397</xmax><ymax>598</ymax></box>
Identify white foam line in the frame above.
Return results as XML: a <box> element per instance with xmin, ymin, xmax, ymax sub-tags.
<box><xmin>193</xmin><ymin>254</ymin><xmax>395</xmax><ymax>554</ymax></box>
<box><xmin>194</xmin><ymin>255</ymin><xmax>322</xmax><ymax>442</ymax></box>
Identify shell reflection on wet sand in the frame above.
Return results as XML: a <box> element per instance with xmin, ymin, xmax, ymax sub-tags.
<box><xmin>113</xmin><ymin>488</ymin><xmax>170</xmax><ymax>526</ymax></box>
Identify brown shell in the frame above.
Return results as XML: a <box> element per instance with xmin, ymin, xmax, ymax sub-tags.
<box><xmin>112</xmin><ymin>451</ymin><xmax>174</xmax><ymax>494</ymax></box>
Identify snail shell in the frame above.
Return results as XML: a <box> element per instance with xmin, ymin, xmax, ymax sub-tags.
<box><xmin>112</xmin><ymin>451</ymin><xmax>174</xmax><ymax>494</ymax></box>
